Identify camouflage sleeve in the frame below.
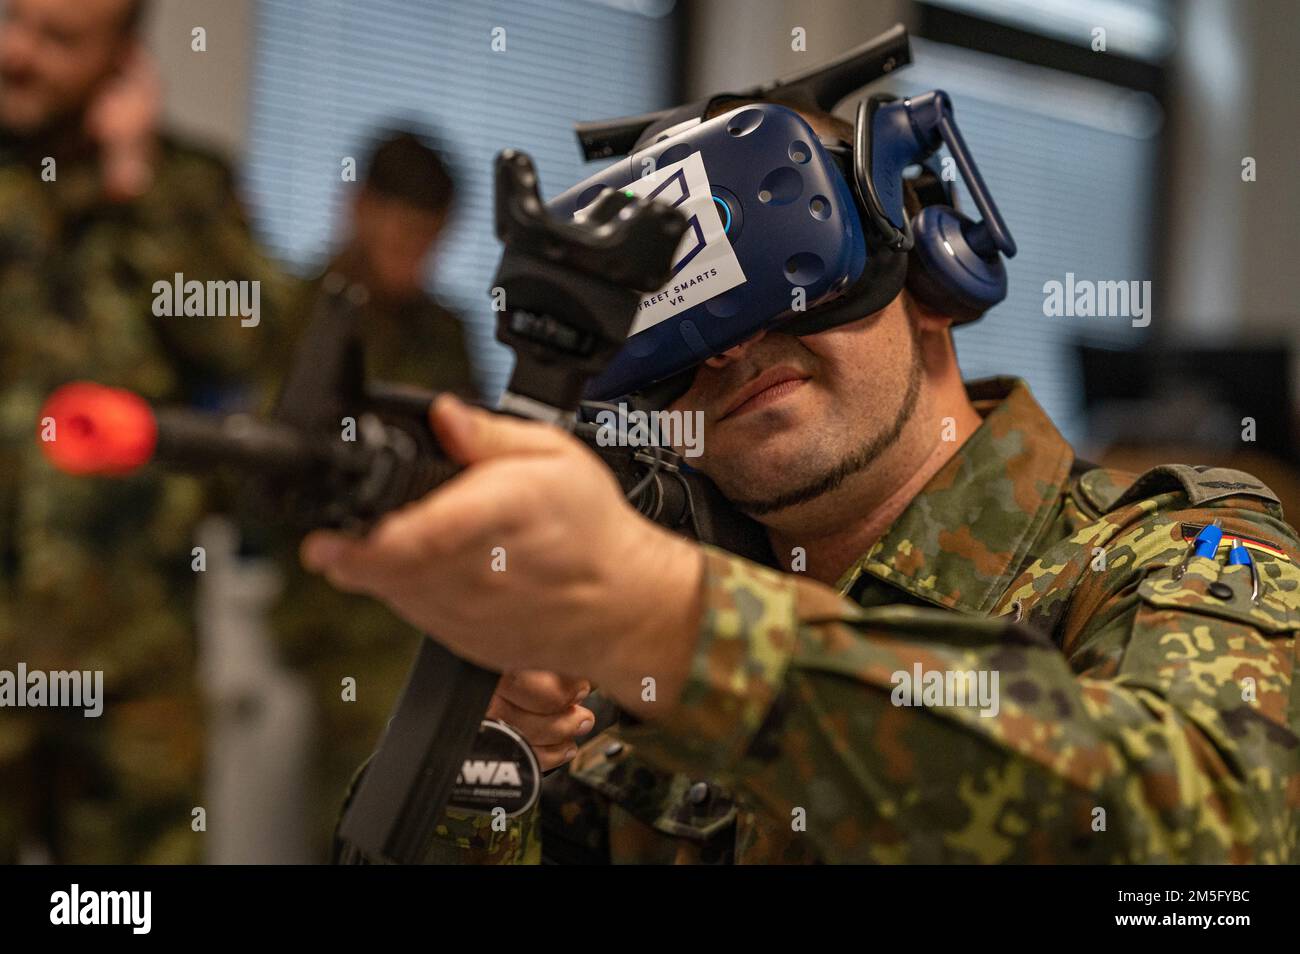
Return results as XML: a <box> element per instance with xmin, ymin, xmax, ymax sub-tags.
<box><xmin>621</xmin><ymin>529</ymin><xmax>1299</xmax><ymax>863</ymax></box>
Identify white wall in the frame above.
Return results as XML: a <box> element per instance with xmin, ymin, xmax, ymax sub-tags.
<box><xmin>683</xmin><ymin>0</ymin><xmax>907</xmax><ymax>123</ymax></box>
<box><xmin>144</xmin><ymin>0</ymin><xmax>256</xmax><ymax>158</ymax></box>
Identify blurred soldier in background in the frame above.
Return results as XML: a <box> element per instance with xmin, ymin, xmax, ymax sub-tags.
<box><xmin>274</xmin><ymin>128</ymin><xmax>478</xmax><ymax>397</ymax></box>
<box><xmin>268</xmin><ymin>128</ymin><xmax>480</xmax><ymax>859</ymax></box>
<box><xmin>0</xmin><ymin>0</ymin><xmax>287</xmax><ymax>862</ymax></box>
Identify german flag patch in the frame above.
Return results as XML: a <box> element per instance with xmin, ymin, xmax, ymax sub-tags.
<box><xmin>1180</xmin><ymin>523</ymin><xmax>1290</xmax><ymax>560</ymax></box>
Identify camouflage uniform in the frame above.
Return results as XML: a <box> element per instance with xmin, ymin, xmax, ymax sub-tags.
<box><xmin>269</xmin><ymin>268</ymin><xmax>479</xmax><ymax>859</ymax></box>
<box><xmin>0</xmin><ymin>132</ymin><xmax>288</xmax><ymax>863</ymax></box>
<box><xmin>429</xmin><ymin>377</ymin><xmax>1299</xmax><ymax>863</ymax></box>
<box><xmin>268</xmin><ymin>269</ymin><xmax>479</xmax><ymax>401</ymax></box>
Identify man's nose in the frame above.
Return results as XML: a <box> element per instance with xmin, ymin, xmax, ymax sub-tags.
<box><xmin>703</xmin><ymin>329</ymin><xmax>767</xmax><ymax>368</ymax></box>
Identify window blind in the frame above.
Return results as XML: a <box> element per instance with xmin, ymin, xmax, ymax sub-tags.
<box><xmin>244</xmin><ymin>0</ymin><xmax>677</xmax><ymax>397</ymax></box>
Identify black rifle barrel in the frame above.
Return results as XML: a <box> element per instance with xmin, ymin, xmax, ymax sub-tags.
<box><xmin>153</xmin><ymin>406</ymin><xmax>336</xmax><ymax>475</ymax></box>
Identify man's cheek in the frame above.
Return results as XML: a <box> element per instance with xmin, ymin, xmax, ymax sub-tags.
<box><xmin>679</xmin><ymin>423</ymin><xmax>725</xmax><ymax>478</ymax></box>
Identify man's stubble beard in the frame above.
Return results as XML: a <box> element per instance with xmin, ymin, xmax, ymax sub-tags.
<box><xmin>721</xmin><ymin>322</ymin><xmax>925</xmax><ymax>517</ymax></box>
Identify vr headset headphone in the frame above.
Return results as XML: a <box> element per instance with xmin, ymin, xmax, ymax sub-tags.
<box><xmin>548</xmin><ymin>24</ymin><xmax>1016</xmax><ymax>404</ymax></box>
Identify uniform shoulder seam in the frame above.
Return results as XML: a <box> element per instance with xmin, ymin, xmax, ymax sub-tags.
<box><xmin>1071</xmin><ymin>464</ymin><xmax>1138</xmax><ymax>517</ymax></box>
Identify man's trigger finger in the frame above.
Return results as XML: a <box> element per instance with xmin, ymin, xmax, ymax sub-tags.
<box><xmin>300</xmin><ymin>532</ymin><xmax>345</xmax><ymax>574</ymax></box>
<box><xmin>299</xmin><ymin>516</ymin><xmax>429</xmax><ymax>594</ymax></box>
<box><xmin>431</xmin><ymin>394</ymin><xmax>569</xmax><ymax>466</ymax></box>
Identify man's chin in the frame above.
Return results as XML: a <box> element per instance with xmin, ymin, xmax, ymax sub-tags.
<box><xmin>700</xmin><ymin>452</ymin><xmax>819</xmax><ymax>508</ymax></box>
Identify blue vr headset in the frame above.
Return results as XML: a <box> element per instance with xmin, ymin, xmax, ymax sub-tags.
<box><xmin>549</xmin><ymin>25</ymin><xmax>1016</xmax><ymax>404</ymax></box>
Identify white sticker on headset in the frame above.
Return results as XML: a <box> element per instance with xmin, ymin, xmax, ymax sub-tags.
<box><xmin>605</xmin><ymin>151</ymin><xmax>747</xmax><ymax>337</ymax></box>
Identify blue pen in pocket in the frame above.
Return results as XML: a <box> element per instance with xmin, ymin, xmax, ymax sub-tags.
<box><xmin>1192</xmin><ymin>521</ymin><xmax>1223</xmax><ymax>560</ymax></box>
<box><xmin>1227</xmin><ymin>537</ymin><xmax>1261</xmax><ymax>601</ymax></box>
<box><xmin>1175</xmin><ymin>519</ymin><xmax>1222</xmax><ymax>580</ymax></box>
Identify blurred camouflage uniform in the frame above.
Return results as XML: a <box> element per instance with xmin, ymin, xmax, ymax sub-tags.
<box><xmin>268</xmin><ymin>269</ymin><xmax>478</xmax><ymax>860</ymax></box>
<box><xmin>0</xmin><ymin>132</ymin><xmax>288</xmax><ymax>863</ymax></box>
<box><xmin>428</xmin><ymin>377</ymin><xmax>1299</xmax><ymax>863</ymax></box>
<box><xmin>273</xmin><ymin>270</ymin><xmax>478</xmax><ymax>400</ymax></box>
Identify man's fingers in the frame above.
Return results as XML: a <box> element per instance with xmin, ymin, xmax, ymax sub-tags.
<box><xmin>497</xmin><ymin>670</ymin><xmax>592</xmax><ymax>713</ymax></box>
<box><xmin>302</xmin><ymin>397</ymin><xmax>585</xmax><ymax>593</ymax></box>
<box><xmin>299</xmin><ymin>464</ymin><xmax>519</xmax><ymax>592</ymax></box>
<box><xmin>298</xmin><ymin>503</ymin><xmax>447</xmax><ymax>594</ymax></box>
<box><xmin>299</xmin><ymin>525</ymin><xmax>422</xmax><ymax>594</ymax></box>
<box><xmin>486</xmin><ymin>697</ymin><xmax>595</xmax><ymax>748</ymax></box>
<box><xmin>431</xmin><ymin>394</ymin><xmax>570</xmax><ymax>466</ymax></box>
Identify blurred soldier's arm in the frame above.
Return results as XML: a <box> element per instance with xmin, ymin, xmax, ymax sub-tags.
<box><xmin>94</xmin><ymin>44</ymin><xmax>290</xmax><ymax>390</ymax></box>
<box><xmin>21</xmin><ymin>35</ymin><xmax>291</xmax><ymax>396</ymax></box>
<box><xmin>124</xmin><ymin>139</ymin><xmax>293</xmax><ymax>392</ymax></box>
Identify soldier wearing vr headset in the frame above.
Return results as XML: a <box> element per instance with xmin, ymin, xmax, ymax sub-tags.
<box><xmin>302</xmin><ymin>28</ymin><xmax>1300</xmax><ymax>864</ymax></box>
